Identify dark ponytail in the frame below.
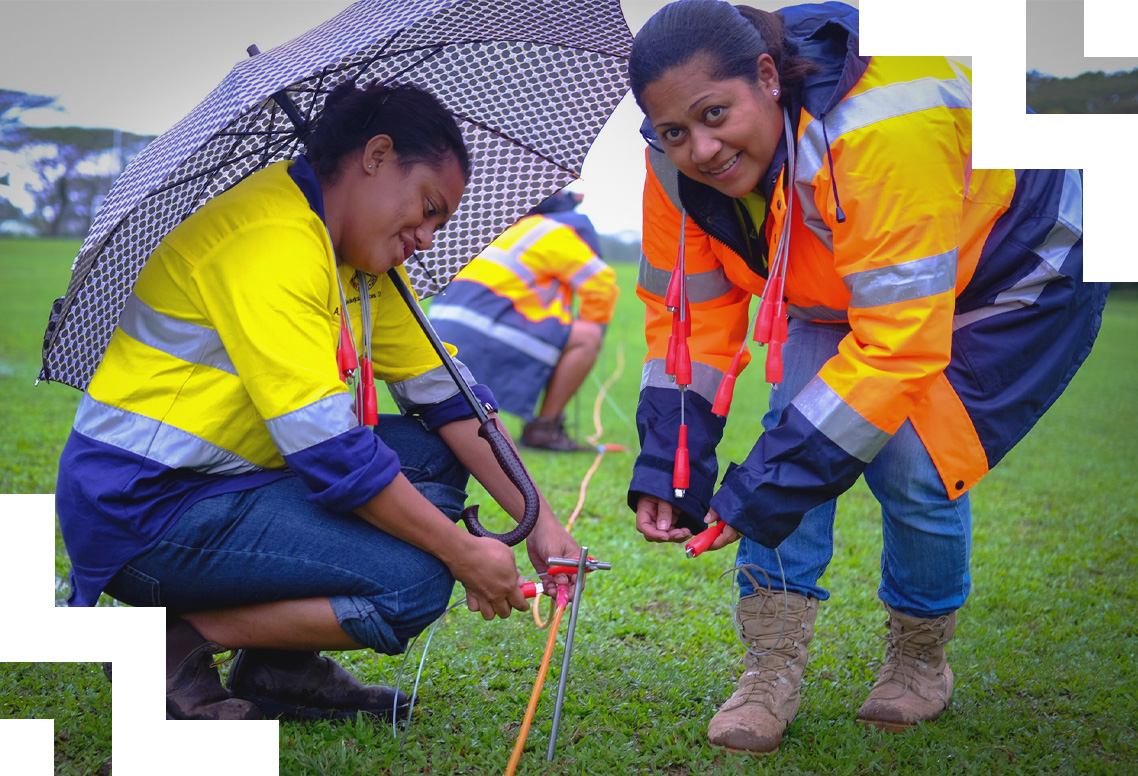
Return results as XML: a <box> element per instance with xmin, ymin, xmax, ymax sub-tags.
<box><xmin>305</xmin><ymin>80</ymin><xmax>471</xmax><ymax>183</ymax></box>
<box><xmin>629</xmin><ymin>0</ymin><xmax>818</xmax><ymax>110</ymax></box>
<box><xmin>734</xmin><ymin>5</ymin><xmax>819</xmax><ymax>97</ymax></box>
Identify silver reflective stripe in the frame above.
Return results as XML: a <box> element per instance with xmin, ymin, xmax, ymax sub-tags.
<box><xmin>648</xmin><ymin>146</ymin><xmax>682</xmax><ymax>210</ymax></box>
<box><xmin>429</xmin><ymin>303</ymin><xmax>562</xmax><ymax>366</ymax></box>
<box><xmin>799</xmin><ymin>75</ymin><xmax>972</xmax><ymax>185</ymax></box>
<box><xmin>117</xmin><ymin>294</ymin><xmax>236</xmax><ymax>375</ymax></box>
<box><xmin>788</xmin><ymin>304</ymin><xmax>848</xmax><ymax>322</ymax></box>
<box><xmin>641</xmin><ymin>357</ymin><xmax>723</xmax><ymax>405</ymax></box>
<box><xmin>1036</xmin><ymin>218</ymin><xmax>1080</xmax><ymax>275</ymax></box>
<box><xmin>1055</xmin><ymin>168</ymin><xmax>1083</xmax><ymax>240</ymax></box>
<box><xmin>792</xmin><ymin>376</ymin><xmax>890</xmax><ymax>463</ymax></box>
<box><xmin>74</xmin><ymin>394</ymin><xmax>266</xmax><ymax>474</ymax></box>
<box><xmin>478</xmin><ymin>218</ymin><xmax>564</xmax><ymax>283</ymax></box>
<box><xmin>479</xmin><ymin>245</ymin><xmax>536</xmax><ymax>284</ymax></box>
<box><xmin>388</xmin><ymin>360</ymin><xmax>477</xmax><ymax>410</ymax></box>
<box><xmin>265</xmin><ymin>393</ymin><xmax>358</xmax><ymax>456</ymax></box>
<box><xmin>953</xmin><ymin>260</ymin><xmax>1061</xmax><ymax>330</ymax></box>
<box><xmin>637</xmin><ymin>256</ymin><xmax>737</xmax><ymax>303</ymax></box>
<box><xmin>844</xmin><ymin>249</ymin><xmax>958</xmax><ymax>308</ymax></box>
<box><xmin>1040</xmin><ymin>168</ymin><xmax>1083</xmax><ymax>272</ymax></box>
<box><xmin>954</xmin><ymin>169</ymin><xmax>1082</xmax><ymax>331</ymax></box>
<box><xmin>568</xmin><ymin>257</ymin><xmax>609</xmax><ymax>290</ymax></box>
<box><xmin>534</xmin><ymin>281</ymin><xmax>562</xmax><ymax>308</ymax></box>
<box><xmin>794</xmin><ymin>177</ymin><xmax>835</xmax><ymax>253</ymax></box>
<box><xmin>796</xmin><ymin>72</ymin><xmax>972</xmax><ymax>249</ymax></box>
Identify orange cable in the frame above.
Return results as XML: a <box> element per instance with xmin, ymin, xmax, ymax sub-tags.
<box><xmin>504</xmin><ymin>598</ymin><xmax>567</xmax><ymax>776</ymax></box>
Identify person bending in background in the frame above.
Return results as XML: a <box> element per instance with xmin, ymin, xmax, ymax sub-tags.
<box><xmin>429</xmin><ymin>190</ymin><xmax>620</xmax><ymax>451</ymax></box>
<box><xmin>625</xmin><ymin>0</ymin><xmax>1107</xmax><ymax>754</ymax></box>
<box><xmin>56</xmin><ymin>80</ymin><xmax>578</xmax><ymax>721</ymax></box>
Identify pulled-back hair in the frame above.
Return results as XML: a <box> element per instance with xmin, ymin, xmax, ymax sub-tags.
<box><xmin>628</xmin><ymin>0</ymin><xmax>818</xmax><ymax>110</ymax></box>
<box><xmin>305</xmin><ymin>80</ymin><xmax>471</xmax><ymax>183</ymax></box>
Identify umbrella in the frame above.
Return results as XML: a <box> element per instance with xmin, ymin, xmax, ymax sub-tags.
<box><xmin>39</xmin><ymin>0</ymin><xmax>633</xmax><ymax>544</ymax></box>
<box><xmin>39</xmin><ymin>0</ymin><xmax>632</xmax><ymax>391</ymax></box>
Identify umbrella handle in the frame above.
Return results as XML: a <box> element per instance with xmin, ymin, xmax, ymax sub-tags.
<box><xmin>383</xmin><ymin>268</ymin><xmax>540</xmax><ymax>547</ymax></box>
<box><xmin>460</xmin><ymin>418</ymin><xmax>541</xmax><ymax>546</ymax></box>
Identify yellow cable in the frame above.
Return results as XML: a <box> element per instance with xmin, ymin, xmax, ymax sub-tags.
<box><xmin>532</xmin><ymin>347</ymin><xmax>626</xmax><ymax>628</ymax></box>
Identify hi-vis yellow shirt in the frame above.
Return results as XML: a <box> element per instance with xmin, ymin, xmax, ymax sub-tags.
<box><xmin>57</xmin><ymin>158</ymin><xmax>487</xmax><ymax>606</ymax></box>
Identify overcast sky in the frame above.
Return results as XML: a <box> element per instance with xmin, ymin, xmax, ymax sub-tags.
<box><xmin>0</xmin><ymin>0</ymin><xmax>673</xmax><ymax>236</ymax></box>
<box><xmin>1027</xmin><ymin>0</ymin><xmax>1138</xmax><ymax>77</ymax></box>
<box><xmin>3</xmin><ymin>1</ymin><xmax>1129</xmax><ymax>237</ymax></box>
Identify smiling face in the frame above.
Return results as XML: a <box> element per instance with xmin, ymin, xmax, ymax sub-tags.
<box><xmin>640</xmin><ymin>53</ymin><xmax>783</xmax><ymax>199</ymax></box>
<box><xmin>330</xmin><ymin>135</ymin><xmax>466</xmax><ymax>276</ymax></box>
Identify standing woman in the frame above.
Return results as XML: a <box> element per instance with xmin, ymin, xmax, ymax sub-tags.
<box><xmin>626</xmin><ymin>0</ymin><xmax>1107</xmax><ymax>753</ymax></box>
<box><xmin>57</xmin><ymin>80</ymin><xmax>579</xmax><ymax>720</ymax></box>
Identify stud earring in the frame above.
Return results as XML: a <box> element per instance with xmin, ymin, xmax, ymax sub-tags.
<box><xmin>367</xmin><ymin>164</ymin><xmax>373</xmax><ymax>169</ymax></box>
<box><xmin>772</xmin><ymin>89</ymin><xmax>780</xmax><ymax>98</ymax></box>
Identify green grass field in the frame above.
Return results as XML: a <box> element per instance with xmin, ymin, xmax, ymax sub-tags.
<box><xmin>0</xmin><ymin>662</ymin><xmax>113</xmax><ymax>776</ymax></box>
<box><xmin>3</xmin><ymin>238</ymin><xmax>1137</xmax><ymax>774</ymax></box>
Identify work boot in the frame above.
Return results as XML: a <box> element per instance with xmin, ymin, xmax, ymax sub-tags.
<box><xmin>521</xmin><ymin>414</ymin><xmax>591</xmax><ymax>452</ymax></box>
<box><xmin>227</xmin><ymin>649</ymin><xmax>410</xmax><ymax>722</ymax></box>
<box><xmin>857</xmin><ymin>604</ymin><xmax>956</xmax><ymax>732</ymax></box>
<box><xmin>166</xmin><ymin>616</ymin><xmax>262</xmax><ymax>720</ymax></box>
<box><xmin>707</xmin><ymin>588</ymin><xmax>818</xmax><ymax>753</ymax></box>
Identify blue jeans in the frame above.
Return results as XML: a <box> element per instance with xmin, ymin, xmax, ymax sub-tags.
<box><xmin>104</xmin><ymin>415</ymin><xmax>469</xmax><ymax>654</ymax></box>
<box><xmin>735</xmin><ymin>319</ymin><xmax>972</xmax><ymax>618</ymax></box>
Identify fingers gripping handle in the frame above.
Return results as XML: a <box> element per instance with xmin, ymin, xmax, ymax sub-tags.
<box><xmin>460</xmin><ymin>418</ymin><xmax>541</xmax><ymax>546</ymax></box>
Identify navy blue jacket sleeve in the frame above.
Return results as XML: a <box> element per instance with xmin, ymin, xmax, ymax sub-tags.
<box><xmin>627</xmin><ymin>384</ymin><xmax>726</xmax><ymax>534</ymax></box>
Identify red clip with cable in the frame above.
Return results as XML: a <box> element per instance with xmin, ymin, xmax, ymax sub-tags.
<box><xmin>685</xmin><ymin>520</ymin><xmax>726</xmax><ymax>558</ymax></box>
<box><xmin>765</xmin><ymin>298</ymin><xmax>788</xmax><ymax>384</ymax></box>
<box><xmin>754</xmin><ymin>274</ymin><xmax>784</xmax><ymax>345</ymax></box>
<box><xmin>664</xmin><ymin>261</ymin><xmax>683</xmax><ymax>311</ymax></box>
<box><xmin>337</xmin><ymin>319</ymin><xmax>357</xmax><ymax>381</ymax></box>
<box><xmin>673</xmin><ymin>424</ymin><xmax>690</xmax><ymax>496</ymax></box>
<box><xmin>711</xmin><ymin>350</ymin><xmax>745</xmax><ymax>417</ymax></box>
<box><xmin>359</xmin><ymin>357</ymin><xmax>378</xmax><ymax>426</ymax></box>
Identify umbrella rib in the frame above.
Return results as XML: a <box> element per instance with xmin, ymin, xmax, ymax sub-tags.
<box><xmin>152</xmin><ymin>135</ymin><xmax>297</xmax><ymax>196</ymax></box>
<box><xmin>378</xmin><ymin>45</ymin><xmax>445</xmax><ymax>87</ymax></box>
<box><xmin>450</xmin><ymin>111</ymin><xmax>578</xmax><ymax>176</ymax></box>
<box><xmin>340</xmin><ymin>38</ymin><xmax>630</xmax><ymax>63</ymax></box>
<box><xmin>298</xmin><ymin>37</ymin><xmax>624</xmax><ymax>95</ymax></box>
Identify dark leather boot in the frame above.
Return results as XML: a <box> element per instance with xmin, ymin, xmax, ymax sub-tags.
<box><xmin>521</xmin><ymin>414</ymin><xmax>591</xmax><ymax>452</ymax></box>
<box><xmin>226</xmin><ymin>649</ymin><xmax>410</xmax><ymax>722</ymax></box>
<box><xmin>166</xmin><ymin>616</ymin><xmax>262</xmax><ymax>720</ymax></box>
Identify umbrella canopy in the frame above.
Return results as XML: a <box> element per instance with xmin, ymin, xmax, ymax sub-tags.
<box><xmin>40</xmin><ymin>0</ymin><xmax>632</xmax><ymax>391</ymax></box>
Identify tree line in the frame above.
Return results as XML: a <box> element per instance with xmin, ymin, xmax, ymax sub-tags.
<box><xmin>0</xmin><ymin>89</ymin><xmax>153</xmax><ymax>238</ymax></box>
<box><xmin>1027</xmin><ymin>68</ymin><xmax>1138</xmax><ymax>114</ymax></box>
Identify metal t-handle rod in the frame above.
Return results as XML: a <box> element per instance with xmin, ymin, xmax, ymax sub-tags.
<box><xmin>547</xmin><ymin>548</ymin><xmax>589</xmax><ymax>760</ymax></box>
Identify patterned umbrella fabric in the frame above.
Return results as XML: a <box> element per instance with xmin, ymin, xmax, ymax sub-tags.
<box><xmin>40</xmin><ymin>0</ymin><xmax>632</xmax><ymax>391</ymax></box>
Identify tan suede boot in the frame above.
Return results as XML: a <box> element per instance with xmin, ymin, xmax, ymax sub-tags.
<box><xmin>857</xmin><ymin>604</ymin><xmax>956</xmax><ymax>732</ymax></box>
<box><xmin>707</xmin><ymin>588</ymin><xmax>818</xmax><ymax>753</ymax></box>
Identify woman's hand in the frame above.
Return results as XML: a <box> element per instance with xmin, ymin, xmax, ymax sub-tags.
<box><xmin>524</xmin><ymin>515</ymin><xmax>581</xmax><ymax>593</ymax></box>
<box><xmin>356</xmin><ymin>475</ymin><xmax>528</xmax><ymax>620</ymax></box>
<box><xmin>702</xmin><ymin>508</ymin><xmax>741</xmax><ymax>552</ymax></box>
<box><xmin>635</xmin><ymin>494</ymin><xmax>692</xmax><ymax>543</ymax></box>
<box><xmin>447</xmin><ymin>534</ymin><xmax>529</xmax><ymax>621</ymax></box>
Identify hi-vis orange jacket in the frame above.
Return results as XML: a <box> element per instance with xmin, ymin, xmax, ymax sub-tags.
<box><xmin>429</xmin><ymin>212</ymin><xmax>619</xmax><ymax>418</ymax></box>
<box><xmin>628</xmin><ymin>2</ymin><xmax>1108</xmax><ymax>548</ymax></box>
